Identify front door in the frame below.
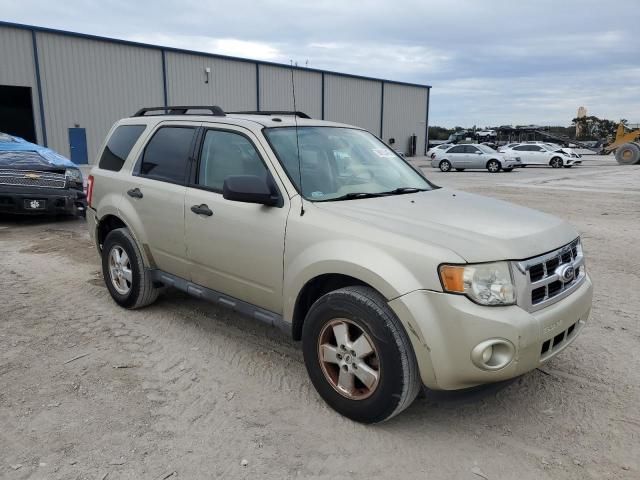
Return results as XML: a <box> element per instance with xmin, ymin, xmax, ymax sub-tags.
<box><xmin>184</xmin><ymin>125</ymin><xmax>289</xmax><ymax>313</ymax></box>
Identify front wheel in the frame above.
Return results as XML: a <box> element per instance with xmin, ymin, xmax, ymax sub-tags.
<box><xmin>439</xmin><ymin>160</ymin><xmax>452</xmax><ymax>172</ymax></box>
<box><xmin>486</xmin><ymin>159</ymin><xmax>501</xmax><ymax>172</ymax></box>
<box><xmin>302</xmin><ymin>286</ymin><xmax>421</xmax><ymax>423</ymax></box>
<box><xmin>550</xmin><ymin>157</ymin><xmax>563</xmax><ymax>168</ymax></box>
<box><xmin>102</xmin><ymin>228</ymin><xmax>160</xmax><ymax>309</ymax></box>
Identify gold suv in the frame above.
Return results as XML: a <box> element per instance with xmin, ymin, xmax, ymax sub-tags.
<box><xmin>87</xmin><ymin>106</ymin><xmax>593</xmax><ymax>423</ymax></box>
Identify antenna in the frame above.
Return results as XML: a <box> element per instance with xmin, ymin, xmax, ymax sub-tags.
<box><xmin>290</xmin><ymin>60</ymin><xmax>305</xmax><ymax>216</ymax></box>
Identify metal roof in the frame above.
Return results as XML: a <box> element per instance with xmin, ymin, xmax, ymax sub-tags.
<box><xmin>0</xmin><ymin>21</ymin><xmax>431</xmax><ymax>90</ymax></box>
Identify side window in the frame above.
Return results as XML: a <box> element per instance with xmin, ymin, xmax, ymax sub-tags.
<box><xmin>513</xmin><ymin>145</ymin><xmax>527</xmax><ymax>151</ymax></box>
<box><xmin>448</xmin><ymin>146</ymin><xmax>465</xmax><ymax>154</ymax></box>
<box><xmin>197</xmin><ymin>129</ymin><xmax>268</xmax><ymax>191</ymax></box>
<box><xmin>99</xmin><ymin>125</ymin><xmax>146</xmax><ymax>171</ymax></box>
<box><xmin>531</xmin><ymin>146</ymin><xmax>543</xmax><ymax>151</ymax></box>
<box><xmin>139</xmin><ymin>127</ymin><xmax>195</xmax><ymax>184</ymax></box>
<box><xmin>465</xmin><ymin>145</ymin><xmax>479</xmax><ymax>153</ymax></box>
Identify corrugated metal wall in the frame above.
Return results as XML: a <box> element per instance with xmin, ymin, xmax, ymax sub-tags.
<box><xmin>0</xmin><ymin>24</ymin><xmax>430</xmax><ymax>163</ymax></box>
<box><xmin>36</xmin><ymin>32</ymin><xmax>164</xmax><ymax>162</ymax></box>
<box><xmin>259</xmin><ymin>65</ymin><xmax>322</xmax><ymax>119</ymax></box>
<box><xmin>165</xmin><ymin>52</ymin><xmax>256</xmax><ymax>112</ymax></box>
<box><xmin>0</xmin><ymin>26</ymin><xmax>43</xmax><ymax>143</ymax></box>
<box><xmin>382</xmin><ymin>83</ymin><xmax>428</xmax><ymax>155</ymax></box>
<box><xmin>324</xmin><ymin>74</ymin><xmax>382</xmax><ymax>135</ymax></box>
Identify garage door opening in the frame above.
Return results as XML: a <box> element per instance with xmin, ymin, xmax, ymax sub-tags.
<box><xmin>0</xmin><ymin>85</ymin><xmax>37</xmax><ymax>143</ymax></box>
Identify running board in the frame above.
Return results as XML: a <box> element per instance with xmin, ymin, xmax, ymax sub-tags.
<box><xmin>149</xmin><ymin>269</ymin><xmax>291</xmax><ymax>335</ymax></box>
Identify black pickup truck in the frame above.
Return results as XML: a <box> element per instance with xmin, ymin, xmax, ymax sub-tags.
<box><xmin>0</xmin><ymin>133</ymin><xmax>86</xmax><ymax>216</ymax></box>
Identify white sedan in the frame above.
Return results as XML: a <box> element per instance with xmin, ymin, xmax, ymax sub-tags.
<box><xmin>430</xmin><ymin>144</ymin><xmax>521</xmax><ymax>172</ymax></box>
<box><xmin>502</xmin><ymin>144</ymin><xmax>582</xmax><ymax>168</ymax></box>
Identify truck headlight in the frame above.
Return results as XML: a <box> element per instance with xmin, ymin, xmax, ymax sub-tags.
<box><xmin>65</xmin><ymin>168</ymin><xmax>83</xmax><ymax>184</ymax></box>
<box><xmin>439</xmin><ymin>262</ymin><xmax>516</xmax><ymax>306</ymax></box>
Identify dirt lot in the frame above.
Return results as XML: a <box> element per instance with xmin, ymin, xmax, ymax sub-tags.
<box><xmin>1</xmin><ymin>155</ymin><xmax>639</xmax><ymax>480</ymax></box>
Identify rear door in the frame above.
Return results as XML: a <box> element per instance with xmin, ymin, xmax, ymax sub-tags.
<box><xmin>184</xmin><ymin>125</ymin><xmax>289</xmax><ymax>313</ymax></box>
<box><xmin>118</xmin><ymin>122</ymin><xmax>197</xmax><ymax>279</ymax></box>
<box><xmin>445</xmin><ymin>145</ymin><xmax>466</xmax><ymax>167</ymax></box>
<box><xmin>512</xmin><ymin>145</ymin><xmax>532</xmax><ymax>163</ymax></box>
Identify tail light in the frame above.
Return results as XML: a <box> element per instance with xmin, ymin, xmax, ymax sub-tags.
<box><xmin>87</xmin><ymin>175</ymin><xmax>95</xmax><ymax>208</ymax></box>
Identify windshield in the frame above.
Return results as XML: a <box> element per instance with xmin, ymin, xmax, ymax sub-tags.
<box><xmin>264</xmin><ymin>127</ymin><xmax>432</xmax><ymax>201</ymax></box>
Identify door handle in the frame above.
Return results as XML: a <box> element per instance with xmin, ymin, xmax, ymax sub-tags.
<box><xmin>191</xmin><ymin>204</ymin><xmax>213</xmax><ymax>216</ymax></box>
<box><xmin>127</xmin><ymin>188</ymin><xmax>143</xmax><ymax>199</ymax></box>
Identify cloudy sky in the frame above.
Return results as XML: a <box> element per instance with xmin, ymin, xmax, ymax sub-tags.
<box><xmin>2</xmin><ymin>0</ymin><xmax>638</xmax><ymax>127</ymax></box>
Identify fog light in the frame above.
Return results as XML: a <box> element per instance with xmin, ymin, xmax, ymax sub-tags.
<box><xmin>471</xmin><ymin>339</ymin><xmax>515</xmax><ymax>371</ymax></box>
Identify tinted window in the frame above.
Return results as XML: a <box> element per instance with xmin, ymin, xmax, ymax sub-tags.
<box><xmin>448</xmin><ymin>146</ymin><xmax>465</xmax><ymax>153</ymax></box>
<box><xmin>139</xmin><ymin>127</ymin><xmax>195</xmax><ymax>183</ymax></box>
<box><xmin>198</xmin><ymin>130</ymin><xmax>268</xmax><ymax>191</ymax></box>
<box><xmin>465</xmin><ymin>145</ymin><xmax>480</xmax><ymax>153</ymax></box>
<box><xmin>513</xmin><ymin>145</ymin><xmax>527</xmax><ymax>151</ymax></box>
<box><xmin>531</xmin><ymin>145</ymin><xmax>543</xmax><ymax>151</ymax></box>
<box><xmin>99</xmin><ymin>125</ymin><xmax>146</xmax><ymax>171</ymax></box>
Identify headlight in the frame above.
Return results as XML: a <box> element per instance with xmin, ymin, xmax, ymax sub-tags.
<box><xmin>65</xmin><ymin>168</ymin><xmax>83</xmax><ymax>183</ymax></box>
<box><xmin>439</xmin><ymin>261</ymin><xmax>516</xmax><ymax>305</ymax></box>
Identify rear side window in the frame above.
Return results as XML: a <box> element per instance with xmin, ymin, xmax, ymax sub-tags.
<box><xmin>139</xmin><ymin>127</ymin><xmax>195</xmax><ymax>184</ymax></box>
<box><xmin>99</xmin><ymin>125</ymin><xmax>146</xmax><ymax>171</ymax></box>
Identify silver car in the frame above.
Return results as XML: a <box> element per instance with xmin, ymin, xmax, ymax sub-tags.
<box><xmin>431</xmin><ymin>144</ymin><xmax>521</xmax><ymax>173</ymax></box>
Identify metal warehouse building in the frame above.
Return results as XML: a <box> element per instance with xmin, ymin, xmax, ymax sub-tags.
<box><xmin>0</xmin><ymin>21</ymin><xmax>430</xmax><ymax>164</ymax></box>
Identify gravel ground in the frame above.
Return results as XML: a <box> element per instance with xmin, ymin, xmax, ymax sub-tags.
<box><xmin>1</xmin><ymin>155</ymin><xmax>639</xmax><ymax>479</ymax></box>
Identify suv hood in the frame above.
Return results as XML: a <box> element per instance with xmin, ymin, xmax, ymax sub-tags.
<box><xmin>314</xmin><ymin>188</ymin><xmax>578</xmax><ymax>263</ymax></box>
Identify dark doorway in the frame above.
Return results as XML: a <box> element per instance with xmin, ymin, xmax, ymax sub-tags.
<box><xmin>0</xmin><ymin>85</ymin><xmax>37</xmax><ymax>143</ymax></box>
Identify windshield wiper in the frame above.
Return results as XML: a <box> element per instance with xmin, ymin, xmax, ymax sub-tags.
<box><xmin>318</xmin><ymin>192</ymin><xmax>387</xmax><ymax>201</ymax></box>
<box><xmin>317</xmin><ymin>187</ymin><xmax>428</xmax><ymax>202</ymax></box>
<box><xmin>378</xmin><ymin>187</ymin><xmax>428</xmax><ymax>195</ymax></box>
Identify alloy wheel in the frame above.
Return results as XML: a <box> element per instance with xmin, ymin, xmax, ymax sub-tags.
<box><xmin>317</xmin><ymin>318</ymin><xmax>380</xmax><ymax>400</ymax></box>
<box><xmin>108</xmin><ymin>245</ymin><xmax>133</xmax><ymax>295</ymax></box>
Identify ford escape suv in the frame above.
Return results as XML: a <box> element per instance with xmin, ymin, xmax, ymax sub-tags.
<box><xmin>87</xmin><ymin>106</ymin><xmax>593</xmax><ymax>423</ymax></box>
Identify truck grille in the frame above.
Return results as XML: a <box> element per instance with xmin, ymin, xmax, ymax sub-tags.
<box><xmin>0</xmin><ymin>169</ymin><xmax>67</xmax><ymax>189</ymax></box>
<box><xmin>514</xmin><ymin>238</ymin><xmax>585</xmax><ymax>312</ymax></box>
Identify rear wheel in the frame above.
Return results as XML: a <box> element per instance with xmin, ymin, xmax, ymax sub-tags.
<box><xmin>302</xmin><ymin>286</ymin><xmax>421</xmax><ymax>423</ymax></box>
<box><xmin>439</xmin><ymin>160</ymin><xmax>452</xmax><ymax>172</ymax></box>
<box><xmin>550</xmin><ymin>157</ymin><xmax>563</xmax><ymax>168</ymax></box>
<box><xmin>102</xmin><ymin>228</ymin><xmax>160</xmax><ymax>309</ymax></box>
<box><xmin>615</xmin><ymin>143</ymin><xmax>640</xmax><ymax>165</ymax></box>
<box><xmin>486</xmin><ymin>159</ymin><xmax>501</xmax><ymax>173</ymax></box>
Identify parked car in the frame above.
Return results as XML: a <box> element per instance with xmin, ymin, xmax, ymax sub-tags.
<box><xmin>503</xmin><ymin>144</ymin><xmax>581</xmax><ymax>168</ymax></box>
<box><xmin>430</xmin><ymin>144</ymin><xmax>521</xmax><ymax>172</ymax></box>
<box><xmin>87</xmin><ymin>106</ymin><xmax>592</xmax><ymax>423</ymax></box>
<box><xmin>0</xmin><ymin>133</ymin><xmax>85</xmax><ymax>216</ymax></box>
<box><xmin>427</xmin><ymin>143</ymin><xmax>453</xmax><ymax>159</ymax></box>
<box><xmin>497</xmin><ymin>142</ymin><xmax>520</xmax><ymax>153</ymax></box>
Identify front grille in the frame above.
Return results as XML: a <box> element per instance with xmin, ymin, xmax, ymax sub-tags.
<box><xmin>540</xmin><ymin>321</ymin><xmax>579</xmax><ymax>358</ymax></box>
<box><xmin>514</xmin><ymin>238</ymin><xmax>586</xmax><ymax>312</ymax></box>
<box><xmin>0</xmin><ymin>169</ymin><xmax>66</xmax><ymax>189</ymax></box>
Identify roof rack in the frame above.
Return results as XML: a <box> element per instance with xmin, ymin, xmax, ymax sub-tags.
<box><xmin>133</xmin><ymin>106</ymin><xmax>226</xmax><ymax>117</ymax></box>
<box><xmin>228</xmin><ymin>111</ymin><xmax>311</xmax><ymax>119</ymax></box>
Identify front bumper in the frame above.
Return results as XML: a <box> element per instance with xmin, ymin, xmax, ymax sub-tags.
<box><xmin>0</xmin><ymin>185</ymin><xmax>86</xmax><ymax>216</ymax></box>
<box><xmin>389</xmin><ymin>275</ymin><xmax>593</xmax><ymax>390</ymax></box>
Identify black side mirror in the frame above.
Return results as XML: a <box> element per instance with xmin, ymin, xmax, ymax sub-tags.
<box><xmin>222</xmin><ymin>175</ymin><xmax>280</xmax><ymax>206</ymax></box>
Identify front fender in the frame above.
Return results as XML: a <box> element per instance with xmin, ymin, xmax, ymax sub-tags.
<box><xmin>283</xmin><ymin>238</ymin><xmax>423</xmax><ymax>323</ymax></box>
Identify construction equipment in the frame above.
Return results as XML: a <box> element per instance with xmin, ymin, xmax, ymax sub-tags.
<box><xmin>605</xmin><ymin>123</ymin><xmax>640</xmax><ymax>165</ymax></box>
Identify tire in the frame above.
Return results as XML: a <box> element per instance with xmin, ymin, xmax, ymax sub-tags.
<box><xmin>102</xmin><ymin>228</ymin><xmax>159</xmax><ymax>309</ymax></box>
<box><xmin>615</xmin><ymin>143</ymin><xmax>640</xmax><ymax>165</ymax></box>
<box><xmin>302</xmin><ymin>286</ymin><xmax>421</xmax><ymax>423</ymax></box>
<box><xmin>550</xmin><ymin>157</ymin><xmax>563</xmax><ymax>168</ymax></box>
<box><xmin>486</xmin><ymin>159</ymin><xmax>501</xmax><ymax>173</ymax></box>
<box><xmin>439</xmin><ymin>160</ymin><xmax>452</xmax><ymax>172</ymax></box>
<box><xmin>503</xmin><ymin>167</ymin><xmax>513</xmax><ymax>172</ymax></box>
<box><xmin>455</xmin><ymin>168</ymin><xmax>465</xmax><ymax>172</ymax></box>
